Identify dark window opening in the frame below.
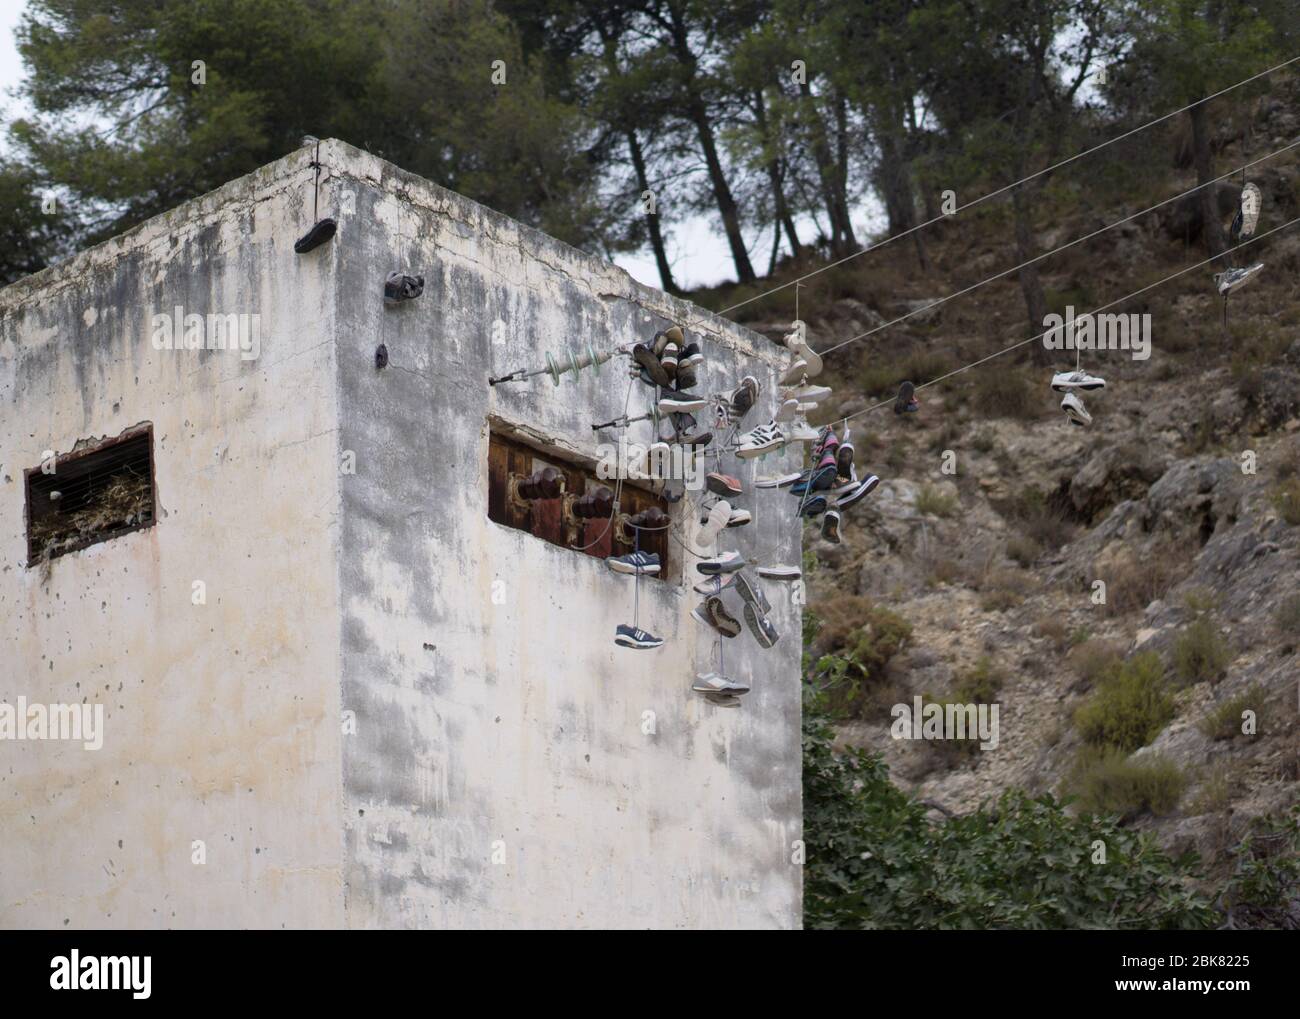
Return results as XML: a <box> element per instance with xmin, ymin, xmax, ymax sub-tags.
<box><xmin>487</xmin><ymin>430</ymin><xmax>670</xmax><ymax>578</ymax></box>
<box><xmin>26</xmin><ymin>426</ymin><xmax>156</xmax><ymax>565</ymax></box>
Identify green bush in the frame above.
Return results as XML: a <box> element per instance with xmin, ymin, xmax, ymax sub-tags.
<box><xmin>1067</xmin><ymin>638</ymin><xmax>1124</xmax><ymax>689</ymax></box>
<box><xmin>1219</xmin><ymin>808</ymin><xmax>1300</xmax><ymax>929</ymax></box>
<box><xmin>1068</xmin><ymin>747</ymin><xmax>1188</xmax><ymax>820</ymax></box>
<box><xmin>916</xmin><ymin>484</ymin><xmax>958</xmax><ymax>517</ymax></box>
<box><xmin>1074</xmin><ymin>651</ymin><xmax>1175</xmax><ymax>752</ymax></box>
<box><xmin>1274</xmin><ymin>478</ymin><xmax>1300</xmax><ymax>525</ymax></box>
<box><xmin>802</xmin><ymin>689</ymin><xmax>1214</xmax><ymax>929</ymax></box>
<box><xmin>1198</xmin><ymin>684</ymin><xmax>1264</xmax><ymax>741</ymax></box>
<box><xmin>973</xmin><ymin>369</ymin><xmax>1039</xmax><ymax>420</ymax></box>
<box><xmin>1172</xmin><ymin>617</ymin><xmax>1230</xmax><ymax>686</ymax></box>
<box><xmin>808</xmin><ymin>601</ymin><xmax>912</xmax><ymax>719</ymax></box>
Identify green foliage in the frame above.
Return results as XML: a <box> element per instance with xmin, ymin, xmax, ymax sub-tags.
<box><xmin>915</xmin><ymin>484</ymin><xmax>957</xmax><ymax>517</ymax></box>
<box><xmin>808</xmin><ymin>601</ymin><xmax>912</xmax><ymax>719</ymax></box>
<box><xmin>1198</xmin><ymin>684</ymin><xmax>1263</xmax><ymax>741</ymax></box>
<box><xmin>1067</xmin><ymin>747</ymin><xmax>1188</xmax><ymax>821</ymax></box>
<box><xmin>1074</xmin><ymin>651</ymin><xmax>1175</xmax><ymax>752</ymax></box>
<box><xmin>802</xmin><ymin>689</ymin><xmax>1214</xmax><ymax>929</ymax></box>
<box><xmin>1274</xmin><ymin>478</ymin><xmax>1300</xmax><ymax>525</ymax></box>
<box><xmin>1172</xmin><ymin>617</ymin><xmax>1231</xmax><ymax>686</ymax></box>
<box><xmin>1220</xmin><ymin>808</ymin><xmax>1300</xmax><ymax>929</ymax></box>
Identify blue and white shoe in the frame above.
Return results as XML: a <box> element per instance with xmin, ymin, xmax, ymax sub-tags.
<box><xmin>615</xmin><ymin>624</ymin><xmax>663</xmax><ymax>649</ymax></box>
<box><xmin>607</xmin><ymin>550</ymin><xmax>661</xmax><ymax>575</ymax></box>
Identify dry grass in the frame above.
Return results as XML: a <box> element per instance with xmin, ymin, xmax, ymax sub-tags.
<box><xmin>29</xmin><ymin>470</ymin><xmax>152</xmax><ymax>560</ymax></box>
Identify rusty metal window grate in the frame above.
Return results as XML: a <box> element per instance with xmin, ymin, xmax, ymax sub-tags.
<box><xmin>487</xmin><ymin>430</ymin><xmax>670</xmax><ymax>578</ymax></box>
<box><xmin>25</xmin><ymin>426</ymin><xmax>156</xmax><ymax>565</ymax></box>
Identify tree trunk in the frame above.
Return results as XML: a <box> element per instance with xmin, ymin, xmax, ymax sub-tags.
<box><xmin>832</xmin><ymin>92</ymin><xmax>857</xmax><ymax>252</ymax></box>
<box><xmin>626</xmin><ymin>129</ymin><xmax>678</xmax><ymax>293</ymax></box>
<box><xmin>1011</xmin><ymin>182</ymin><xmax>1050</xmax><ymax>364</ymax></box>
<box><xmin>665</xmin><ymin>7</ymin><xmax>754</xmax><ymax>283</ymax></box>
<box><xmin>1189</xmin><ymin>102</ymin><xmax>1228</xmax><ymax>263</ymax></box>
<box><xmin>755</xmin><ymin>90</ymin><xmax>803</xmax><ymax>259</ymax></box>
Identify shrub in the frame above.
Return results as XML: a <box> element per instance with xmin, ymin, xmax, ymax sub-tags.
<box><xmin>1274</xmin><ymin>478</ymin><xmax>1300</xmax><ymax>525</ymax></box>
<box><xmin>1067</xmin><ymin>638</ymin><xmax>1125</xmax><ymax>689</ymax></box>
<box><xmin>803</xmin><ymin>689</ymin><xmax>1214</xmax><ymax>929</ymax></box>
<box><xmin>1219</xmin><ymin>808</ymin><xmax>1300</xmax><ymax>929</ymax></box>
<box><xmin>1172</xmin><ymin>616</ymin><xmax>1231</xmax><ymax>686</ymax></box>
<box><xmin>973</xmin><ymin>369</ymin><xmax>1039</xmax><ymax>419</ymax></box>
<box><xmin>1275</xmin><ymin>593</ymin><xmax>1300</xmax><ymax>639</ymax></box>
<box><xmin>1104</xmin><ymin>546</ymin><xmax>1190</xmax><ymax>616</ymax></box>
<box><xmin>1074</xmin><ymin>651</ymin><xmax>1175</xmax><ymax>752</ymax></box>
<box><xmin>807</xmin><ymin>597</ymin><xmax>912</xmax><ymax>719</ymax></box>
<box><xmin>953</xmin><ymin>655</ymin><xmax>1004</xmax><ymax>703</ymax></box>
<box><xmin>916</xmin><ymin>484</ymin><xmax>958</xmax><ymax>517</ymax></box>
<box><xmin>979</xmin><ymin>569</ymin><xmax>1025</xmax><ymax>612</ymax></box>
<box><xmin>1068</xmin><ymin>747</ymin><xmax>1187</xmax><ymax>820</ymax></box>
<box><xmin>1033</xmin><ymin>616</ymin><xmax>1071</xmax><ymax>651</ymax></box>
<box><xmin>1198</xmin><ymin>684</ymin><xmax>1264</xmax><ymax>741</ymax></box>
<box><xmin>1006</xmin><ymin>535</ymin><xmax>1041</xmax><ymax>567</ymax></box>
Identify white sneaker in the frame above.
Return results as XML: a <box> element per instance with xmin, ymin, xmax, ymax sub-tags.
<box><xmin>696</xmin><ymin>498</ymin><xmax>731</xmax><ymax>548</ymax></box>
<box><xmin>783</xmin><ymin>328</ymin><xmax>823</xmax><ymax>377</ymax></box>
<box><xmin>1235</xmin><ymin>182</ymin><xmax>1261</xmax><ymax>240</ymax></box>
<box><xmin>1214</xmin><ymin>262</ymin><xmax>1264</xmax><ymax>295</ymax></box>
<box><xmin>699</xmin><ymin>496</ymin><xmax>751</xmax><ymax>528</ymax></box>
<box><xmin>692</xmin><ymin>672</ymin><xmax>751</xmax><ymax>695</ymax></box>
<box><xmin>1061</xmin><ymin>392</ymin><xmax>1092</xmax><ymax>427</ymax></box>
<box><xmin>785</xmin><ymin>418</ymin><xmax>819</xmax><ymax>444</ymax></box>
<box><xmin>756</xmin><ymin>564</ymin><xmax>801</xmax><ymax>581</ymax></box>
<box><xmin>737</xmin><ymin>420</ymin><xmax>786</xmax><ymax>458</ymax></box>
<box><xmin>1050</xmin><ymin>370</ymin><xmax>1106</xmax><ymax>392</ymax></box>
<box><xmin>756</xmin><ymin>472</ymin><xmax>802</xmax><ymax>489</ymax></box>
<box><xmin>782</xmin><ymin>383</ymin><xmax>832</xmax><ymax>404</ymax></box>
<box><xmin>658</xmin><ymin>393</ymin><xmax>706</xmax><ymax>414</ymax></box>
<box><xmin>692</xmin><ymin>574</ymin><xmax>737</xmax><ymax>597</ymax></box>
<box><xmin>773</xmin><ymin>398</ymin><xmax>799</xmax><ymax>422</ymax></box>
<box><xmin>778</xmin><ymin>359</ymin><xmax>808</xmax><ymax>386</ymax></box>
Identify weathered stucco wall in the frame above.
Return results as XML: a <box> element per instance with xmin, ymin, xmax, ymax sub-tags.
<box><xmin>0</xmin><ymin>151</ymin><xmax>346</xmax><ymax>928</ymax></box>
<box><xmin>325</xmin><ymin>140</ymin><xmax>802</xmax><ymax>929</ymax></box>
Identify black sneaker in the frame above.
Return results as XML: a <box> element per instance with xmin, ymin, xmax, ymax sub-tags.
<box><xmin>732</xmin><ymin>571</ymin><xmax>771</xmax><ymax>614</ymax></box>
<box><xmin>675</xmin><ymin>359</ymin><xmax>698</xmax><ymax>391</ymax></box>
<box><xmin>384</xmin><ymin>272</ymin><xmax>424</xmax><ymax>303</ymax></box>
<box><xmin>705</xmin><ymin>595</ymin><xmax>742</xmax><ymax>637</ymax></box>
<box><xmin>743</xmin><ymin>602</ymin><xmax>780</xmax><ymax>648</ymax></box>
<box><xmin>821</xmin><ymin>509</ymin><xmax>841</xmax><ymax>543</ymax></box>
<box><xmin>615</xmin><ymin>624</ymin><xmax>663</xmax><ymax>649</ymax></box>
<box><xmin>294</xmin><ymin>218</ymin><xmax>337</xmax><ymax>254</ymax></box>
<box><xmin>894</xmin><ymin>380</ymin><xmax>918</xmax><ymax>414</ymax></box>
<box><xmin>679</xmin><ymin>343</ymin><xmax>703</xmax><ymax>367</ymax></box>
<box><xmin>633</xmin><ymin>344</ymin><xmax>672</xmax><ymax>387</ymax></box>
<box><xmin>607</xmin><ymin>550</ymin><xmax>661</xmax><ymax>575</ymax></box>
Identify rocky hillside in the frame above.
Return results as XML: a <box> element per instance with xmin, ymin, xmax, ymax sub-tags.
<box><xmin>729</xmin><ymin>86</ymin><xmax>1300</xmax><ymax>891</ymax></box>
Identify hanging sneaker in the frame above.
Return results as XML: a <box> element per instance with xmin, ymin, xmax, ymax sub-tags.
<box><xmin>756</xmin><ymin>472</ymin><xmax>803</xmax><ymax>489</ymax></box>
<box><xmin>679</xmin><ymin>342</ymin><xmax>703</xmax><ymax>367</ymax></box>
<box><xmin>737</xmin><ymin>420</ymin><xmax>786</xmax><ymax>458</ymax></box>
<box><xmin>703</xmin><ymin>692</ymin><xmax>744</xmax><ymax>707</ymax></box>
<box><xmin>837</xmin><ymin>431</ymin><xmax>855</xmax><ymax>478</ymax></box>
<box><xmin>691</xmin><ymin>596</ymin><xmax>741</xmax><ymax>637</ymax></box>
<box><xmin>615</xmin><ymin>624</ymin><xmax>664</xmax><ymax>649</ymax></box>
<box><xmin>675</xmin><ymin>358</ymin><xmax>699</xmax><ymax>391</ymax></box>
<box><xmin>641</xmin><ymin>441</ymin><xmax>673</xmax><ymax>478</ymax></box>
<box><xmin>706</xmin><ymin>472</ymin><xmax>743</xmax><ymax>498</ymax></box>
<box><xmin>692</xmin><ymin>672</ymin><xmax>750</xmax><ymax>695</ymax></box>
<box><xmin>783</xmin><ymin>327</ymin><xmax>823</xmax><ymax>377</ymax></box>
<box><xmin>1050</xmin><ymin>370</ymin><xmax>1106</xmax><ymax>392</ymax></box>
<box><xmin>660</xmin><ymin>341</ymin><xmax>680</xmax><ymax>384</ymax></box>
<box><xmin>384</xmin><ymin>272</ymin><xmax>425</xmax><ymax>303</ymax></box>
<box><xmin>834</xmin><ymin>474</ymin><xmax>879</xmax><ymax>509</ymax></box>
<box><xmin>774</xmin><ymin>398</ymin><xmax>800</xmax><ymax>422</ymax></box>
<box><xmin>700</xmin><ymin>496</ymin><xmax>751</xmax><ymax>528</ymax></box>
<box><xmin>821</xmin><ymin>509</ymin><xmax>841</xmax><ymax>544</ymax></box>
<box><xmin>781</xmin><ymin>383</ymin><xmax>832</xmax><ymax>405</ymax></box>
<box><xmin>1231</xmin><ymin>182</ymin><xmax>1261</xmax><ymax>242</ymax></box>
<box><xmin>732</xmin><ymin>572</ymin><xmax>771</xmax><ymax>614</ymax></box>
<box><xmin>696</xmin><ymin>498</ymin><xmax>731</xmax><ymax>548</ymax></box>
<box><xmin>786</xmin><ymin>418</ymin><xmax>820</xmax><ymax>444</ymax></box>
<box><xmin>779</xmin><ymin>358</ymin><xmax>809</xmax><ymax>386</ymax></box>
<box><xmin>791</xmin><ymin>462</ymin><xmax>836</xmax><ymax>494</ymax></box>
<box><xmin>894</xmin><ymin>381</ymin><xmax>919</xmax><ymax>414</ymax></box>
<box><xmin>743</xmin><ymin>602</ymin><xmax>780</xmax><ymax>648</ymax></box>
<box><xmin>756</xmin><ymin>564</ymin><xmax>801</xmax><ymax>581</ymax></box>
<box><xmin>800</xmin><ymin>493</ymin><xmax>829</xmax><ymax>517</ymax></box>
<box><xmin>727</xmin><ymin>375</ymin><xmax>759</xmax><ymax>424</ymax></box>
<box><xmin>1061</xmin><ymin>391</ymin><xmax>1092</xmax><ymax>427</ymax></box>
<box><xmin>659</xmin><ymin>393</ymin><xmax>707</xmax><ymax>414</ymax></box>
<box><xmin>1214</xmin><ymin>263</ymin><xmax>1265</xmax><ymax>295</ymax></box>
<box><xmin>633</xmin><ymin>344</ymin><xmax>671</xmax><ymax>387</ymax></box>
<box><xmin>607</xmin><ymin>550</ymin><xmax>661</xmax><ymax>575</ymax></box>
<box><xmin>692</xmin><ymin>573</ymin><xmax>738</xmax><ymax>597</ymax></box>
<box><xmin>696</xmin><ymin>551</ymin><xmax>747</xmax><ymax>575</ymax></box>
<box><xmin>814</xmin><ymin>426</ymin><xmax>839</xmax><ymax>458</ymax></box>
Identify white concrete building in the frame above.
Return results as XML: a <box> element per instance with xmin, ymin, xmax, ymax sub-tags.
<box><xmin>0</xmin><ymin>140</ymin><xmax>802</xmax><ymax>929</ymax></box>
